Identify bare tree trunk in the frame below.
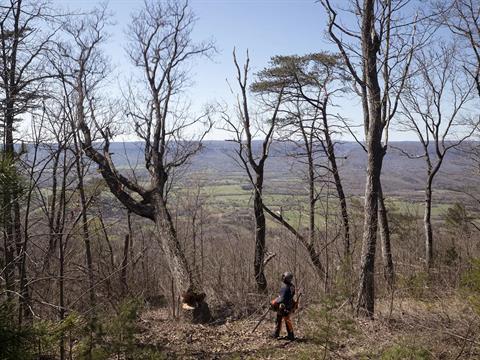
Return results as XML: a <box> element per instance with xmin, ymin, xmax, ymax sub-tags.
<box><xmin>263</xmin><ymin>205</ymin><xmax>325</xmax><ymax>279</ymax></box>
<box><xmin>18</xmin><ymin>137</ymin><xmax>42</xmax><ymax>324</ymax></box>
<box><xmin>321</xmin><ymin>97</ymin><xmax>350</xmax><ymax>257</ymax></box>
<box><xmin>79</xmin><ymin>177</ymin><xmax>95</xmax><ymax>305</ymax></box>
<box><xmin>121</xmin><ymin>236</ymin><xmax>129</xmax><ymax>297</ymax></box>
<box><xmin>200</xmin><ymin>207</ymin><xmax>204</xmax><ymax>284</ymax></box>
<box><xmin>226</xmin><ymin>51</ymin><xmax>283</xmax><ymax>293</ymax></box>
<box><xmin>424</xmin><ymin>177</ymin><xmax>434</xmax><ymax>269</ymax></box>
<box><xmin>153</xmin><ymin>192</ymin><xmax>197</xmax><ymax>294</ymax></box>
<box><xmin>59</xmin><ymin>225</ymin><xmax>65</xmax><ymax>360</ymax></box>
<box><xmin>3</xmin><ymin>101</ymin><xmax>17</xmax><ymax>302</ymax></box>
<box><xmin>378</xmin><ymin>184</ymin><xmax>394</xmax><ymax>286</ymax></box>
<box><xmin>192</xmin><ymin>208</ymin><xmax>197</xmax><ymax>275</ymax></box>
<box><xmin>356</xmin><ymin>146</ymin><xmax>383</xmax><ymax>317</ymax></box>
<box><xmin>121</xmin><ymin>211</ymin><xmax>131</xmax><ymax>297</ymax></box>
<box><xmin>253</xmin><ymin>174</ymin><xmax>267</xmax><ymax>292</ymax></box>
<box><xmin>307</xmin><ymin>148</ymin><xmax>316</xmax><ymax>246</ymax></box>
<box><xmin>3</xmin><ymin>215</ymin><xmax>15</xmax><ymax>301</ymax></box>
<box><xmin>98</xmin><ymin>214</ymin><xmax>115</xmax><ymax>271</ymax></box>
<box><xmin>153</xmin><ymin>192</ymin><xmax>211</xmax><ymax>321</ymax></box>
<box><xmin>72</xmin><ymin>130</ymin><xmax>96</xmax><ymax>358</ymax></box>
<box><xmin>0</xmin><ymin>0</ymin><xmax>51</xmax><ymax>314</ymax></box>
<box><xmin>58</xmin><ymin>149</ymin><xmax>68</xmax><ymax>360</ymax></box>
<box><xmin>324</xmin><ymin>184</ymin><xmax>330</xmax><ymax>293</ymax></box>
<box><xmin>355</xmin><ymin>0</ymin><xmax>386</xmax><ymax>319</ymax></box>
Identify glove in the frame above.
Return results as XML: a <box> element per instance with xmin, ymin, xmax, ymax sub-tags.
<box><xmin>279</xmin><ymin>303</ymin><xmax>285</xmax><ymax>311</ymax></box>
<box><xmin>270</xmin><ymin>300</ymin><xmax>278</xmax><ymax>311</ymax></box>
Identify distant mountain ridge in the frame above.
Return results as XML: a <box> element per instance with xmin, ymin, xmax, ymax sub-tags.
<box><xmin>99</xmin><ymin>140</ymin><xmax>477</xmax><ymax>200</ymax></box>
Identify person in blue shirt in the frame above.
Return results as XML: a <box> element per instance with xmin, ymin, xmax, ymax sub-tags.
<box><xmin>270</xmin><ymin>271</ymin><xmax>295</xmax><ymax>340</ymax></box>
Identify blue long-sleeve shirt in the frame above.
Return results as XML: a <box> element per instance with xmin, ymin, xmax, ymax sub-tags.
<box><xmin>275</xmin><ymin>283</ymin><xmax>295</xmax><ymax>310</ymax></box>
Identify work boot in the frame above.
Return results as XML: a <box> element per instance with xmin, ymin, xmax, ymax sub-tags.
<box><xmin>287</xmin><ymin>331</ymin><xmax>295</xmax><ymax>341</ymax></box>
<box><xmin>271</xmin><ymin>331</ymin><xmax>280</xmax><ymax>339</ymax></box>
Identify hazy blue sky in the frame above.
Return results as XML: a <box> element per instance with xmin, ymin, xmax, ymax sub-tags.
<box><xmin>50</xmin><ymin>0</ymin><xmax>368</xmax><ymax>140</ymax></box>
<box><xmin>51</xmin><ymin>0</ymin><xmax>467</xmax><ymax>142</ymax></box>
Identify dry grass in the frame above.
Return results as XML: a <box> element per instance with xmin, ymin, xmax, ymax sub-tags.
<box><xmin>135</xmin><ymin>293</ymin><xmax>480</xmax><ymax>359</ymax></box>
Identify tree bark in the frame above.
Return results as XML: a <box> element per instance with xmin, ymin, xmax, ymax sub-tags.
<box><xmin>378</xmin><ymin>183</ymin><xmax>394</xmax><ymax>286</ymax></box>
<box><xmin>263</xmin><ymin>205</ymin><xmax>326</xmax><ymax>279</ymax></box>
<box><xmin>424</xmin><ymin>177</ymin><xmax>434</xmax><ymax>269</ymax></box>
<box><xmin>3</xmin><ymin>100</ymin><xmax>16</xmax><ymax>302</ymax></box>
<box><xmin>73</xmin><ymin>127</ymin><xmax>96</xmax><ymax>358</ymax></box>
<box><xmin>355</xmin><ymin>0</ymin><xmax>385</xmax><ymax>319</ymax></box>
<box><xmin>59</xmin><ymin>222</ymin><xmax>65</xmax><ymax>360</ymax></box>
<box><xmin>152</xmin><ymin>192</ymin><xmax>211</xmax><ymax>322</ymax></box>
<box><xmin>321</xmin><ymin>97</ymin><xmax>350</xmax><ymax>257</ymax></box>
<box><xmin>153</xmin><ymin>192</ymin><xmax>200</xmax><ymax>294</ymax></box>
<box><xmin>253</xmin><ymin>173</ymin><xmax>267</xmax><ymax>292</ymax></box>
<box><xmin>120</xmin><ymin>233</ymin><xmax>130</xmax><ymax>297</ymax></box>
<box><xmin>356</xmin><ymin>143</ymin><xmax>383</xmax><ymax>318</ymax></box>
<box><xmin>306</xmin><ymin>140</ymin><xmax>316</xmax><ymax>247</ymax></box>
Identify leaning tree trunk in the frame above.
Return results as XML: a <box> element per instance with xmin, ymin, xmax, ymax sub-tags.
<box><xmin>263</xmin><ymin>205</ymin><xmax>326</xmax><ymax>279</ymax></box>
<box><xmin>153</xmin><ymin>192</ymin><xmax>211</xmax><ymax>323</ymax></box>
<box><xmin>378</xmin><ymin>183</ymin><xmax>394</xmax><ymax>287</ymax></box>
<box><xmin>321</xmin><ymin>98</ymin><xmax>350</xmax><ymax>257</ymax></box>
<box><xmin>253</xmin><ymin>173</ymin><xmax>267</xmax><ymax>292</ymax></box>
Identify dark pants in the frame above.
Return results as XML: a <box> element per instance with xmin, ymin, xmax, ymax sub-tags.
<box><xmin>274</xmin><ymin>310</ymin><xmax>294</xmax><ymax>338</ymax></box>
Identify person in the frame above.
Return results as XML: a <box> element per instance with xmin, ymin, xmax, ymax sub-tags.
<box><xmin>270</xmin><ymin>271</ymin><xmax>296</xmax><ymax>340</ymax></box>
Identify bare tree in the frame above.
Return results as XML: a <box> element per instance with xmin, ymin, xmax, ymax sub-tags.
<box><xmin>436</xmin><ymin>0</ymin><xmax>480</xmax><ymax>97</ymax></box>
<box><xmin>223</xmin><ymin>50</ymin><xmax>283</xmax><ymax>292</ymax></box>
<box><xmin>53</xmin><ymin>1</ymin><xmax>214</xmax><ymax>322</ymax></box>
<box><xmin>0</xmin><ymin>0</ymin><xmax>54</xmax><ymax>312</ymax></box>
<box><xmin>398</xmin><ymin>44</ymin><xmax>477</xmax><ymax>269</ymax></box>
<box><xmin>39</xmin><ymin>101</ymin><xmax>76</xmax><ymax>360</ymax></box>
<box><xmin>16</xmin><ymin>107</ymin><xmax>54</xmax><ymax>323</ymax></box>
<box><xmin>253</xmin><ymin>53</ymin><xmax>352</xmax><ymax>260</ymax></box>
<box><xmin>320</xmin><ymin>0</ymin><xmax>422</xmax><ymax>317</ymax></box>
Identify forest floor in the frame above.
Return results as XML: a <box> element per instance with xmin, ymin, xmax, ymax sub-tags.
<box><xmin>136</xmin><ymin>293</ymin><xmax>480</xmax><ymax>359</ymax></box>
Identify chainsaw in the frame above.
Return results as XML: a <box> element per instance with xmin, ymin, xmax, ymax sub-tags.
<box><xmin>251</xmin><ymin>292</ymin><xmax>302</xmax><ymax>334</ymax></box>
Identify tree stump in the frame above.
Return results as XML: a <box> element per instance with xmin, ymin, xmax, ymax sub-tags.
<box><xmin>181</xmin><ymin>291</ymin><xmax>212</xmax><ymax>324</ymax></box>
